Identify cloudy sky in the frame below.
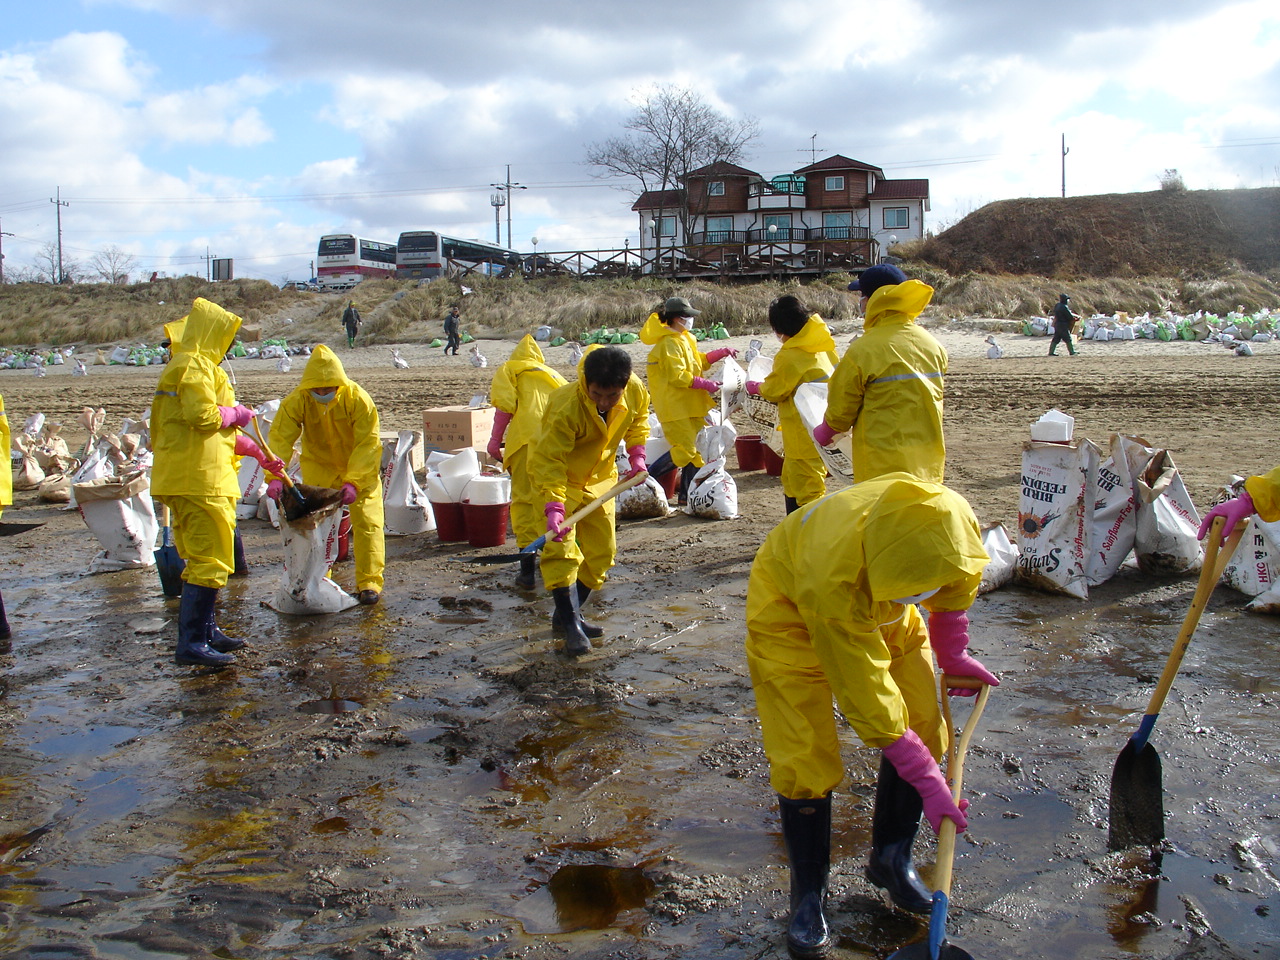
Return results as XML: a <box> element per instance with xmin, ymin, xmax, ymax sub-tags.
<box><xmin>2</xmin><ymin>0</ymin><xmax>1277</xmax><ymax>283</ymax></box>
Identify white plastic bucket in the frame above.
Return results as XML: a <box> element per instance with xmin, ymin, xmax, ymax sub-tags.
<box><xmin>463</xmin><ymin>475</ymin><xmax>511</xmax><ymax>505</ymax></box>
<box><xmin>438</xmin><ymin>449</ymin><xmax>480</xmax><ymax>501</ymax></box>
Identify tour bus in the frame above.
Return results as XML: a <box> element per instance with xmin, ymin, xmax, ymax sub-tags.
<box><xmin>396</xmin><ymin>231</ymin><xmax>518</xmax><ymax>280</ymax></box>
<box><xmin>315</xmin><ymin>234</ymin><xmax>398</xmax><ymax>289</ymax></box>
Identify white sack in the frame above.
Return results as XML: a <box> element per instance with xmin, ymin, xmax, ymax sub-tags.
<box><xmin>1133</xmin><ymin>448</ymin><xmax>1202</xmax><ymax>575</ymax></box>
<box><xmin>685</xmin><ymin>457</ymin><xmax>738</xmax><ymax>520</ymax></box>
<box><xmin>719</xmin><ymin>356</ymin><xmax>748</xmax><ymax>421</ymax></box>
<box><xmin>267</xmin><ymin>503</ymin><xmax>359</xmax><ymax>615</ymax></box>
<box><xmin>616</xmin><ymin>475</ymin><xmax>672</xmax><ymax>519</ymax></box>
<box><xmin>382</xmin><ymin>430</ymin><xmax>435</xmax><ymax>535</ymax></box>
<box><xmin>978</xmin><ymin>522</ymin><xmax>1017</xmax><ymax>595</ymax></box>
<box><xmin>73</xmin><ymin>471</ymin><xmax>159</xmax><ymax>573</ymax></box>
<box><xmin>744</xmin><ymin>354</ymin><xmax>779</xmax><ymax>433</ymax></box>
<box><xmin>1220</xmin><ymin>515</ymin><xmax>1280</xmax><ymax>597</ymax></box>
<box><xmin>643</xmin><ymin>413</ymin><xmax>671</xmax><ymax>466</ymax></box>
<box><xmin>1015</xmin><ymin>439</ymin><xmax>1101</xmax><ymax>598</ymax></box>
<box><xmin>793</xmin><ymin>382</ymin><xmax>855</xmax><ymax>480</ymax></box>
<box><xmin>1086</xmin><ymin>436</ymin><xmax>1139</xmax><ymax>586</ymax></box>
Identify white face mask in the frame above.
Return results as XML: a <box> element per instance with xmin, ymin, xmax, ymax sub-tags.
<box><xmin>891</xmin><ymin>587</ymin><xmax>940</xmax><ymax>606</ymax></box>
<box><xmin>310</xmin><ymin>389</ymin><xmax>336</xmax><ymax>404</ymax></box>
<box><xmin>675</xmin><ymin>316</ymin><xmax>694</xmax><ymax>331</ymax></box>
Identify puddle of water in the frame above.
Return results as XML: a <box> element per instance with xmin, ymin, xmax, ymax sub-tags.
<box><xmin>312</xmin><ymin>816</ymin><xmax>350</xmax><ymax>834</ymax></box>
<box><xmin>298</xmin><ymin>698</ymin><xmax>362</xmax><ymax>714</ymax></box>
<box><xmin>508</xmin><ymin>863</ymin><xmax>655</xmax><ymax>934</ymax></box>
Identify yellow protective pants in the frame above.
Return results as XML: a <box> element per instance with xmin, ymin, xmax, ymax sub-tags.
<box><xmin>661</xmin><ymin>416</ymin><xmax>706</xmax><ymax>470</ymax></box>
<box><xmin>539</xmin><ymin>488</ymin><xmax>616</xmax><ymax>591</ymax></box>
<box><xmin>505</xmin><ymin>445</ymin><xmax>541</xmax><ymax>549</ymax></box>
<box><xmin>745</xmin><ymin>569</ymin><xmax>946</xmax><ymax>800</ymax></box>
<box><xmin>165</xmin><ymin>495</ymin><xmax>236</xmax><ymax>589</ymax></box>
<box><xmin>781</xmin><ymin>448</ymin><xmax>826</xmax><ymax>505</ymax></box>
<box><xmin>301</xmin><ymin>467</ymin><xmax>386</xmax><ymax>594</ymax></box>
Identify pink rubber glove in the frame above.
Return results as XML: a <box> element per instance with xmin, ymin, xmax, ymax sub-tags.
<box><xmin>262</xmin><ymin>457</ymin><xmax>286</xmax><ymax>477</ymax></box>
<box><xmin>625</xmin><ymin>444</ymin><xmax>647</xmax><ymax>479</ymax></box>
<box><xmin>340</xmin><ymin>483</ymin><xmax>358</xmax><ymax>505</ymax></box>
<box><xmin>1197</xmin><ymin>492</ymin><xmax>1253</xmax><ymax>539</ymax></box>
<box><xmin>928</xmin><ymin>609</ymin><xmax>1000</xmax><ymax>696</ymax></box>
<box><xmin>488</xmin><ymin>410</ymin><xmax>513</xmax><ymax>462</ymax></box>
<box><xmin>266</xmin><ymin>479</ymin><xmax>284</xmax><ymax>500</ymax></box>
<box><xmin>219</xmin><ymin>405</ymin><xmax>255</xmax><ymax>429</ymax></box>
<box><xmin>234</xmin><ymin>433</ymin><xmax>265</xmax><ymax>461</ymax></box>
<box><xmin>883</xmin><ymin>728</ymin><xmax>969</xmax><ymax>833</ymax></box>
<box><xmin>544</xmin><ymin>501</ymin><xmax>568</xmax><ymax>541</ymax></box>
<box><xmin>705</xmin><ymin>347</ymin><xmax>738</xmax><ymax>364</ymax></box>
<box><xmin>690</xmin><ymin>377</ymin><xmax>720</xmax><ymax>394</ymax></box>
<box><xmin>745</xmin><ymin>380</ymin><xmax>762</xmax><ymax>396</ymax></box>
<box><xmin>812</xmin><ymin>421</ymin><xmax>838</xmax><ymax>447</ymax></box>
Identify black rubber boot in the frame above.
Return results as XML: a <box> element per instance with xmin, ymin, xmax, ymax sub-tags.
<box><xmin>571</xmin><ymin>582</ymin><xmax>604</xmax><ymax>639</ymax></box>
<box><xmin>551</xmin><ymin>586</ymin><xmax>591</xmax><ymax>657</ymax></box>
<box><xmin>865</xmin><ymin>756</ymin><xmax>932</xmax><ymax>914</ymax></box>
<box><xmin>779</xmin><ymin>794</ymin><xmax>832</xmax><ymax>959</ymax></box>
<box><xmin>232</xmin><ymin>526</ymin><xmax>249</xmax><ymax>577</ymax></box>
<box><xmin>175</xmin><ymin>584</ymin><xmax>235</xmax><ymax>667</ymax></box>
<box><xmin>0</xmin><ymin>589</ymin><xmax>11</xmax><ymax>654</ymax></box>
<box><xmin>784</xmin><ymin>496</ymin><xmax>800</xmax><ymax>515</ymax></box>
<box><xmin>515</xmin><ymin>554</ymin><xmax>537</xmax><ymax>590</ymax></box>
<box><xmin>206</xmin><ymin>598</ymin><xmax>247</xmax><ymax>654</ymax></box>
<box><xmin>677</xmin><ymin>464</ymin><xmax>698</xmax><ymax>506</ymax></box>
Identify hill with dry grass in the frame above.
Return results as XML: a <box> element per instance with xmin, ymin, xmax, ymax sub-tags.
<box><xmin>914</xmin><ymin>186</ymin><xmax>1280</xmax><ymax>278</ymax></box>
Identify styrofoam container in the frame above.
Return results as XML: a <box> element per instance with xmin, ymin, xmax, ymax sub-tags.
<box><xmin>463</xmin><ymin>474</ymin><xmax>511</xmax><ymax>505</ymax></box>
<box><xmin>1030</xmin><ymin>409</ymin><xmax>1075</xmax><ymax>442</ymax></box>
<box><xmin>438</xmin><ymin>448</ymin><xmax>480</xmax><ymax>501</ymax></box>
<box><xmin>425</xmin><ymin>472</ymin><xmax>452</xmax><ymax>502</ymax></box>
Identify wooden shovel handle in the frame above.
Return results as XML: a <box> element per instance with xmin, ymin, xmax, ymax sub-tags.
<box><xmin>936</xmin><ymin>678</ymin><xmax>992</xmax><ymax>899</ymax></box>
<box><xmin>558</xmin><ymin>470</ymin><xmax>649</xmax><ymax>532</ymax></box>
<box><xmin>242</xmin><ymin>417</ymin><xmax>295</xmax><ymax>489</ymax></box>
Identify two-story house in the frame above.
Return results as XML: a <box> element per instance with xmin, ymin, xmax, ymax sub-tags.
<box><xmin>631</xmin><ymin>154</ymin><xmax>929</xmax><ymax>277</ymax></box>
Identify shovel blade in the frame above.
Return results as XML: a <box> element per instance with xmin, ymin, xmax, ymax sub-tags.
<box><xmin>1108</xmin><ymin>739</ymin><xmax>1165</xmax><ymax>850</ymax></box>
<box><xmin>887</xmin><ymin>941</ymin><xmax>975</xmax><ymax>960</ymax></box>
<box><xmin>154</xmin><ymin>536</ymin><xmax>185</xmax><ymax>598</ymax></box>
<box><xmin>0</xmin><ymin>521</ymin><xmax>46</xmax><ymax>537</ymax></box>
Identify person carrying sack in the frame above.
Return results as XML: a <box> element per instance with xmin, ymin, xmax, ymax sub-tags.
<box><xmin>1048</xmin><ymin>293</ymin><xmax>1080</xmax><ymax>356</ymax></box>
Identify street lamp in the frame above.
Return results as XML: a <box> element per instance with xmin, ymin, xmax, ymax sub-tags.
<box><xmin>531</xmin><ymin>236</ymin><xmax>538</xmax><ymax>278</ymax></box>
<box><xmin>767</xmin><ymin>223</ymin><xmax>778</xmax><ymax>278</ymax></box>
<box><xmin>648</xmin><ymin>218</ymin><xmax>658</xmax><ymax>276</ymax></box>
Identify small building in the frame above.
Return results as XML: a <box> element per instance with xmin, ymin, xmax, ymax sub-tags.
<box><xmin>631</xmin><ymin>154</ymin><xmax>929</xmax><ymax>278</ymax></box>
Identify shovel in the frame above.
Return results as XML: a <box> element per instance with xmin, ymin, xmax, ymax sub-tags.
<box><xmin>242</xmin><ymin>417</ymin><xmax>314</xmax><ymax>522</ymax></box>
<box><xmin>456</xmin><ymin>471</ymin><xmax>649</xmax><ymax>564</ymax></box>
<box><xmin>0</xmin><ymin>521</ymin><xmax>46</xmax><ymax>537</ymax></box>
<box><xmin>1108</xmin><ymin>516</ymin><xmax>1244</xmax><ymax>850</ymax></box>
<box><xmin>154</xmin><ymin>504</ymin><xmax>185</xmax><ymax>598</ymax></box>
<box><xmin>888</xmin><ymin>675</ymin><xmax>992</xmax><ymax>960</ymax></box>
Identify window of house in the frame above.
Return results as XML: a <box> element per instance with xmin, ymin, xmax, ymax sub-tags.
<box><xmin>705</xmin><ymin>216</ymin><xmax>734</xmax><ymax>243</ymax></box>
<box><xmin>708</xmin><ymin>181</ymin><xmax>725</xmax><ymax>196</ymax></box>
<box><xmin>883</xmin><ymin>207</ymin><xmax>909</xmax><ymax>229</ymax></box>
<box><xmin>652</xmin><ymin>216</ymin><xmax>676</xmax><ymax>238</ymax></box>
<box><xmin>825</xmin><ymin>176</ymin><xmax>845</xmax><ymax>191</ymax></box>
<box><xmin>763</xmin><ymin>213</ymin><xmax>793</xmax><ymax>241</ymax></box>
<box><xmin>823</xmin><ymin>211</ymin><xmax>851</xmax><ymax>239</ymax></box>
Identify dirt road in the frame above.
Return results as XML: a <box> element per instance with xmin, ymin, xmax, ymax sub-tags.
<box><xmin>0</xmin><ymin>334</ymin><xmax>1276</xmax><ymax>959</ymax></box>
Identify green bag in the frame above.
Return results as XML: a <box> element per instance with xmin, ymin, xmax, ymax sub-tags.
<box><xmin>550</xmin><ymin>337</ymin><xmax>566</xmax><ymax>347</ymax></box>
<box><xmin>462</xmin><ymin>333</ymin><xmax>474</xmax><ymax>343</ymax></box>
<box><xmin>429</xmin><ymin>338</ymin><xmax>443</xmax><ymax>348</ymax></box>
<box><xmin>230</xmin><ymin>341</ymin><xmax>247</xmax><ymax>357</ymax></box>
<box><xmin>620</xmin><ymin>332</ymin><xmax>638</xmax><ymax>344</ymax></box>
<box><xmin>1022</xmin><ymin>321</ymin><xmax>1036</xmax><ymax>336</ymax></box>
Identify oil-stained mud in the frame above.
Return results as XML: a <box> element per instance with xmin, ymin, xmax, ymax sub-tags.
<box><xmin>0</xmin><ymin>345</ymin><xmax>1277</xmax><ymax>959</ymax></box>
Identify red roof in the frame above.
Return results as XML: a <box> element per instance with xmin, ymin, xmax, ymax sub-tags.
<box><xmin>685</xmin><ymin>161</ymin><xmax>761</xmax><ymax>180</ymax></box>
<box><xmin>796</xmin><ymin>154</ymin><xmax>884</xmax><ymax>175</ymax></box>
<box><xmin>870</xmin><ymin>179</ymin><xmax>930</xmax><ymax>200</ymax></box>
<box><xmin>631</xmin><ymin>189</ymin><xmax>683</xmax><ymax>212</ymax></box>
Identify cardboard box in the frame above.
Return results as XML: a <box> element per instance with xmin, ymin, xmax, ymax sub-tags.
<box><xmin>379</xmin><ymin>430</ymin><xmax>425</xmax><ymax>476</ymax></box>
<box><xmin>422</xmin><ymin>405</ymin><xmax>495</xmax><ymax>458</ymax></box>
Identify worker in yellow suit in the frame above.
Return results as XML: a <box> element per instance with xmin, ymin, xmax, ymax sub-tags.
<box><xmin>531</xmin><ymin>345</ymin><xmax>649</xmax><ymax>656</ymax></box>
<box><xmin>639</xmin><ymin>296</ymin><xmax>737</xmax><ymax>504</ymax></box>
<box><xmin>487</xmin><ymin>334</ymin><xmax>568</xmax><ymax>590</ymax></box>
<box><xmin>744</xmin><ymin>295</ymin><xmax>840</xmax><ymax>514</ymax></box>
<box><xmin>812</xmin><ymin>265</ymin><xmax>948</xmax><ymax>483</ymax></box>
<box><xmin>152</xmin><ymin>298</ymin><xmax>284</xmax><ymax>667</ymax></box>
<box><xmin>0</xmin><ymin>392</ymin><xmax>11</xmax><ymax>649</ymax></box>
<box><xmin>746</xmin><ymin>475</ymin><xmax>998</xmax><ymax>956</ymax></box>
<box><xmin>268</xmin><ymin>344</ymin><xmax>384</xmax><ymax>605</ymax></box>
<box><xmin>1198</xmin><ymin>463</ymin><xmax>1280</xmax><ymax>539</ymax></box>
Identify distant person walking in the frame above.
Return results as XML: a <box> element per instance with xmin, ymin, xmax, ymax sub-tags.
<box><xmin>443</xmin><ymin>305</ymin><xmax>462</xmax><ymax>356</ymax></box>
<box><xmin>341</xmin><ymin>300</ymin><xmax>362</xmax><ymax>348</ymax></box>
<box><xmin>1048</xmin><ymin>293</ymin><xmax>1079</xmax><ymax>356</ymax></box>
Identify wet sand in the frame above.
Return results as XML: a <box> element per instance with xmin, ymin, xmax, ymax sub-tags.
<box><xmin>0</xmin><ymin>329</ymin><xmax>1277</xmax><ymax>959</ymax></box>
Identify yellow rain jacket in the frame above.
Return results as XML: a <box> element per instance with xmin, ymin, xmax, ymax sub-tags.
<box><xmin>150</xmin><ymin>298</ymin><xmax>243</xmax><ymax>587</ymax></box>
<box><xmin>745</xmin><ymin>474</ymin><xmax>988</xmax><ymax>800</ymax></box>
<box><xmin>490</xmin><ymin>335</ymin><xmax>568</xmax><ymax>548</ymax></box>
<box><xmin>758</xmin><ymin>315</ymin><xmax>839</xmax><ymax>505</ymax></box>
<box><xmin>0</xmin><ymin>393</ymin><xmax>11</xmax><ymax>517</ymax></box>
<box><xmin>1246</xmin><ymin>464</ymin><xmax>1280</xmax><ymax>522</ymax></box>
<box><xmin>641</xmin><ymin>312</ymin><xmax>715</xmax><ymax>469</ymax></box>
<box><xmin>531</xmin><ymin>363</ymin><xmax>650</xmax><ymax>591</ymax></box>
<box><xmin>272</xmin><ymin>345</ymin><xmax>385</xmax><ymax>593</ymax></box>
<box><xmin>824</xmin><ymin>280</ymin><xmax>947</xmax><ymax>483</ymax></box>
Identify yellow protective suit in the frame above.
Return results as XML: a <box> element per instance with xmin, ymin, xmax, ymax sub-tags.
<box><xmin>759</xmin><ymin>315</ymin><xmax>840</xmax><ymax>505</ymax></box>
<box><xmin>531</xmin><ymin>369</ymin><xmax>650</xmax><ymax>591</ymax></box>
<box><xmin>824</xmin><ymin>280</ymin><xmax>948</xmax><ymax>483</ymax></box>
<box><xmin>150</xmin><ymin>298</ymin><xmax>243</xmax><ymax>588</ymax></box>
<box><xmin>1246</xmin><ymin>464</ymin><xmax>1280</xmax><ymax>522</ymax></box>
<box><xmin>490</xmin><ymin>335</ymin><xmax>567</xmax><ymax>548</ymax></box>
<box><xmin>272</xmin><ymin>345</ymin><xmax>385</xmax><ymax>594</ymax></box>
<box><xmin>0</xmin><ymin>393</ymin><xmax>11</xmax><ymax>519</ymax></box>
<box><xmin>640</xmin><ymin>312</ymin><xmax>715</xmax><ymax>469</ymax></box>
<box><xmin>745</xmin><ymin>474</ymin><xmax>988</xmax><ymax>800</ymax></box>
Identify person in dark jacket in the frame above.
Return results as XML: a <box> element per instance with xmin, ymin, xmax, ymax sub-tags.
<box><xmin>443</xmin><ymin>305</ymin><xmax>462</xmax><ymax>356</ymax></box>
<box><xmin>1049</xmin><ymin>294</ymin><xmax>1079</xmax><ymax>356</ymax></box>
<box><xmin>341</xmin><ymin>301</ymin><xmax>362</xmax><ymax>348</ymax></box>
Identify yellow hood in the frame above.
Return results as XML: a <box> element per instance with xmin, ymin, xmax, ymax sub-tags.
<box><xmin>639</xmin><ymin>312</ymin><xmax>678</xmax><ymax>345</ymax></box>
<box><xmin>173</xmin><ymin>298</ymin><xmax>242</xmax><ymax>362</ymax></box>
<box><xmin>864</xmin><ymin>279</ymin><xmax>934</xmax><ymax>330</ymax></box>
<box><xmin>299</xmin><ymin>344</ymin><xmax>352</xmax><ymax>390</ymax></box>
<box><xmin>509</xmin><ymin>334</ymin><xmax>547</xmax><ymax>366</ymax></box>
<box><xmin>783</xmin><ymin>315</ymin><xmax>838</xmax><ymax>356</ymax></box>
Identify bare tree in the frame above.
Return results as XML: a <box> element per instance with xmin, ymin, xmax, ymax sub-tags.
<box><xmin>33</xmin><ymin>242</ymin><xmax>83</xmax><ymax>283</ymax></box>
<box><xmin>586</xmin><ymin>85</ymin><xmax>759</xmax><ymax>241</ymax></box>
<box><xmin>89</xmin><ymin>245</ymin><xmax>138</xmax><ymax>284</ymax></box>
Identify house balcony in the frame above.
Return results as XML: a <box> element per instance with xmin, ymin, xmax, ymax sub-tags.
<box><xmin>747</xmin><ymin>178</ymin><xmax>807</xmax><ymax>211</ymax></box>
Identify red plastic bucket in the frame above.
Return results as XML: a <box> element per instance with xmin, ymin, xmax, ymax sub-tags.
<box><xmin>735</xmin><ymin>435</ymin><xmax>764</xmax><ymax>471</ymax></box>
<box><xmin>656</xmin><ymin>467</ymin><xmax>678</xmax><ymax>498</ymax></box>
<box><xmin>762</xmin><ymin>444</ymin><xmax>784</xmax><ymax>477</ymax></box>
<box><xmin>335</xmin><ymin>509</ymin><xmax>352</xmax><ymax>562</ymax></box>
<box><xmin>464</xmin><ymin>501</ymin><xmax>510</xmax><ymax>549</ymax></box>
<box><xmin>431</xmin><ymin>500</ymin><xmax>468</xmax><ymax>542</ymax></box>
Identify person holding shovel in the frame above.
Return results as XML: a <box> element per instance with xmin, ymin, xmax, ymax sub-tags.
<box><xmin>744</xmin><ymin>295</ymin><xmax>840</xmax><ymax>515</ymax></box>
<box><xmin>530</xmin><ymin>345</ymin><xmax>649</xmax><ymax>656</ymax></box>
<box><xmin>745</xmin><ymin>474</ymin><xmax>999</xmax><ymax>957</ymax></box>
<box><xmin>1197</xmin><ymin>464</ymin><xmax>1280</xmax><ymax>538</ymax></box>
<box><xmin>487</xmin><ymin>333</ymin><xmax>568</xmax><ymax>590</ymax></box>
<box><xmin>640</xmin><ymin>297</ymin><xmax>737</xmax><ymax>505</ymax></box>
<box><xmin>151</xmin><ymin>298</ymin><xmax>285</xmax><ymax>667</ymax></box>
<box><xmin>268</xmin><ymin>344</ymin><xmax>385</xmax><ymax>605</ymax></box>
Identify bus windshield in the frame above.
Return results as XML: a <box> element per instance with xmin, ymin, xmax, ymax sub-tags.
<box><xmin>319</xmin><ymin>236</ymin><xmax>356</xmax><ymax>255</ymax></box>
<box><xmin>398</xmin><ymin>233</ymin><xmax>438</xmax><ymax>253</ymax></box>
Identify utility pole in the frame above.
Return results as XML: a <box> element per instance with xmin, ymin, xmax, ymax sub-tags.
<box><xmin>202</xmin><ymin>247</ymin><xmax>215</xmax><ymax>281</ymax></box>
<box><xmin>490</xmin><ymin>191</ymin><xmax>506</xmax><ymax>245</ymax></box>
<box><xmin>1061</xmin><ymin>134</ymin><xmax>1069</xmax><ymax>198</ymax></box>
<box><xmin>50</xmin><ymin>187</ymin><xmax>69</xmax><ymax>283</ymax></box>
<box><xmin>0</xmin><ymin>218</ymin><xmax>12</xmax><ymax>285</ymax></box>
<box><xmin>490</xmin><ymin>164</ymin><xmax>526</xmax><ymax>249</ymax></box>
